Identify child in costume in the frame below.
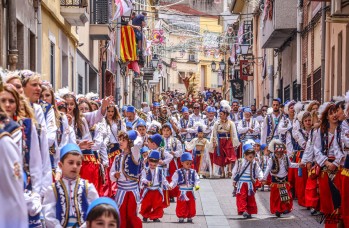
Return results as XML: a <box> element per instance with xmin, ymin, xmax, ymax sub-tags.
<box><xmin>262</xmin><ymin>139</ymin><xmax>299</xmax><ymax>217</ymax></box>
<box><xmin>185</xmin><ymin>123</ymin><xmax>211</xmax><ymax>177</ymax></box>
<box><xmin>110</xmin><ymin>130</ymin><xmax>143</xmax><ymax>228</ymax></box>
<box><xmin>140</xmin><ymin>150</ymin><xmax>169</xmax><ymax>223</ymax></box>
<box><xmin>43</xmin><ymin>143</ymin><xmax>99</xmax><ymax>227</ymax></box>
<box><xmin>259</xmin><ymin>144</ymin><xmax>271</xmax><ymax>191</ymax></box>
<box><xmin>169</xmin><ymin>152</ymin><xmax>200</xmax><ymax>223</ymax></box>
<box><xmin>85</xmin><ymin>197</ymin><xmax>121</xmax><ymax>228</ymax></box>
<box><xmin>136</xmin><ymin>119</ymin><xmax>148</xmax><ymax>146</ymax></box>
<box><xmin>232</xmin><ymin>143</ymin><xmax>263</xmax><ymax>219</ymax></box>
<box><xmin>161</xmin><ymin>123</ymin><xmax>182</xmax><ymax>202</ymax></box>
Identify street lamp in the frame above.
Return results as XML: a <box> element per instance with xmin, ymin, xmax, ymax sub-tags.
<box><xmin>151</xmin><ymin>54</ymin><xmax>159</xmax><ymax>69</ymax></box>
<box><xmin>211</xmin><ymin>61</ymin><xmax>217</xmax><ymax>71</ymax></box>
<box><xmin>219</xmin><ymin>59</ymin><xmax>226</xmax><ymax>71</ymax></box>
<box><xmin>239</xmin><ymin>43</ymin><xmax>250</xmax><ymax>55</ymax></box>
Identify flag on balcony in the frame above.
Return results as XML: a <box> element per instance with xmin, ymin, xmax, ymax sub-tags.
<box><xmin>121</xmin><ymin>26</ymin><xmax>137</xmax><ymax>62</ymax></box>
<box><xmin>113</xmin><ymin>0</ymin><xmax>133</xmax><ymax>20</ymax></box>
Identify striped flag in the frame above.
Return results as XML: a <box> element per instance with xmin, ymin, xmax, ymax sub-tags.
<box><xmin>120</xmin><ymin>26</ymin><xmax>137</xmax><ymax>62</ymax></box>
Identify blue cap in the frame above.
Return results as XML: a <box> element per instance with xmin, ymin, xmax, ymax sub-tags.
<box><xmin>132</xmin><ymin>14</ymin><xmax>145</xmax><ymax>26</ymax></box>
<box><xmin>198</xmin><ymin>126</ymin><xmax>203</xmax><ymax>133</ymax></box>
<box><xmin>140</xmin><ymin>146</ymin><xmax>149</xmax><ymax>154</ymax></box>
<box><xmin>149</xmin><ymin>150</ymin><xmax>160</xmax><ymax>160</ymax></box>
<box><xmin>127</xmin><ymin>130</ymin><xmax>138</xmax><ymax>141</ymax></box>
<box><xmin>244</xmin><ymin>108</ymin><xmax>252</xmax><ymax>113</ymax></box>
<box><xmin>126</xmin><ymin>122</ymin><xmax>133</xmax><ymax>129</ymax></box>
<box><xmin>162</xmin><ymin>122</ymin><xmax>172</xmax><ymax>130</ymax></box>
<box><xmin>254</xmin><ymin>139</ymin><xmax>261</xmax><ymax>145</ymax></box>
<box><xmin>136</xmin><ymin>120</ymin><xmax>146</xmax><ymax>128</ymax></box>
<box><xmin>122</xmin><ymin>105</ymin><xmax>128</xmax><ymax>111</ymax></box>
<box><xmin>243</xmin><ymin>144</ymin><xmax>254</xmax><ymax>154</ymax></box>
<box><xmin>85</xmin><ymin>197</ymin><xmax>120</xmax><ymax>223</ymax></box>
<box><xmin>149</xmin><ymin>133</ymin><xmax>163</xmax><ymax>147</ymax></box>
<box><xmin>207</xmin><ymin>106</ymin><xmax>216</xmax><ymax>113</ymax></box>
<box><xmin>180</xmin><ymin>152</ymin><xmax>193</xmax><ymax>162</ymax></box>
<box><xmin>284</xmin><ymin>100</ymin><xmax>290</xmax><ymax>106</ymax></box>
<box><xmin>181</xmin><ymin>106</ymin><xmax>189</xmax><ymax>113</ymax></box>
<box><xmin>260</xmin><ymin>144</ymin><xmax>267</xmax><ymax>151</ymax></box>
<box><xmin>273</xmin><ymin>98</ymin><xmax>281</xmax><ymax>104</ymax></box>
<box><xmin>60</xmin><ymin>143</ymin><xmax>82</xmax><ymax>160</ymax></box>
<box><xmin>153</xmin><ymin>102</ymin><xmax>160</xmax><ymax>107</ymax></box>
<box><xmin>126</xmin><ymin>106</ymin><xmax>135</xmax><ymax>113</ymax></box>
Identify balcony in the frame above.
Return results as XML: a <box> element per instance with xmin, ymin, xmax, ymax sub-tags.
<box><xmin>260</xmin><ymin>0</ymin><xmax>297</xmax><ymax>48</ymax></box>
<box><xmin>329</xmin><ymin>0</ymin><xmax>349</xmax><ymax>22</ymax></box>
<box><xmin>60</xmin><ymin>0</ymin><xmax>88</xmax><ymax>26</ymax></box>
<box><xmin>90</xmin><ymin>0</ymin><xmax>111</xmax><ymax>40</ymax></box>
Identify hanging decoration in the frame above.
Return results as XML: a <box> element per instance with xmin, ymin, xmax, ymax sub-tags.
<box><xmin>152</xmin><ymin>29</ymin><xmax>165</xmax><ymax>45</ymax></box>
<box><xmin>240</xmin><ymin>60</ymin><xmax>254</xmax><ymax>81</ymax></box>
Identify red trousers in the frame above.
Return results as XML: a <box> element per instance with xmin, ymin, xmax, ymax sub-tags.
<box><xmin>176</xmin><ymin>191</ymin><xmax>196</xmax><ymax>218</ymax></box>
<box><xmin>194</xmin><ymin>154</ymin><xmax>203</xmax><ymax>173</ymax></box>
<box><xmin>269</xmin><ymin>182</ymin><xmax>293</xmax><ymax>214</ymax></box>
<box><xmin>213</xmin><ymin>138</ymin><xmax>236</xmax><ymax>167</ymax></box>
<box><xmin>167</xmin><ymin>158</ymin><xmax>181</xmax><ymax>198</ymax></box>
<box><xmin>102</xmin><ymin>154</ymin><xmax>119</xmax><ymax>198</ymax></box>
<box><xmin>119</xmin><ymin>191</ymin><xmax>142</xmax><ymax>228</ymax></box>
<box><xmin>295</xmin><ymin>167</ymin><xmax>308</xmax><ymax>207</ymax></box>
<box><xmin>341</xmin><ymin>170</ymin><xmax>349</xmax><ymax>228</ymax></box>
<box><xmin>236</xmin><ymin>183</ymin><xmax>257</xmax><ymax>215</ymax></box>
<box><xmin>80</xmin><ymin>155</ymin><xmax>100</xmax><ymax>194</ymax></box>
<box><xmin>287</xmin><ymin>168</ymin><xmax>296</xmax><ymax>196</ymax></box>
<box><xmin>305</xmin><ymin>177</ymin><xmax>319</xmax><ymax>209</ymax></box>
<box><xmin>140</xmin><ymin>190</ymin><xmax>164</xmax><ymax>220</ymax></box>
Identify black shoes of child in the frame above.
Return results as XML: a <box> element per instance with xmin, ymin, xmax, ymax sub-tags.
<box><xmin>242</xmin><ymin>212</ymin><xmax>252</xmax><ymax>219</ymax></box>
<box><xmin>143</xmin><ymin>218</ymin><xmax>161</xmax><ymax>223</ymax></box>
<box><xmin>179</xmin><ymin>218</ymin><xmax>184</xmax><ymax>223</ymax></box>
<box><xmin>170</xmin><ymin>197</ymin><xmax>175</xmax><ymax>203</ymax></box>
<box><xmin>187</xmin><ymin>218</ymin><xmax>193</xmax><ymax>223</ymax></box>
<box><xmin>275</xmin><ymin>212</ymin><xmax>281</xmax><ymax>217</ymax></box>
<box><xmin>178</xmin><ymin>218</ymin><xmax>193</xmax><ymax>223</ymax></box>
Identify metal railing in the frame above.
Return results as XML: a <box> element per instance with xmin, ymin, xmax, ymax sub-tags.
<box><xmin>60</xmin><ymin>0</ymin><xmax>88</xmax><ymax>7</ymax></box>
<box><xmin>90</xmin><ymin>0</ymin><xmax>110</xmax><ymax>24</ymax></box>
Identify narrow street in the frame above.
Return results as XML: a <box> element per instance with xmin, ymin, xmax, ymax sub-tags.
<box><xmin>144</xmin><ymin>179</ymin><xmax>323</xmax><ymax>228</ymax></box>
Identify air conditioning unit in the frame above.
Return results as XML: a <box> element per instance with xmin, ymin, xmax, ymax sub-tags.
<box><xmin>189</xmin><ymin>54</ymin><xmax>196</xmax><ymax>62</ymax></box>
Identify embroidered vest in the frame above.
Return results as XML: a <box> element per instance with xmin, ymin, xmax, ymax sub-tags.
<box><xmin>239</xmin><ymin>119</ymin><xmax>258</xmax><ymax>140</ymax></box>
<box><xmin>39</xmin><ymin>100</ymin><xmax>52</xmax><ymax>120</ymax></box>
<box><xmin>180</xmin><ymin>118</ymin><xmax>195</xmax><ymax>138</ymax></box>
<box><xmin>177</xmin><ymin>168</ymin><xmax>196</xmax><ymax>186</ymax></box>
<box><xmin>22</xmin><ymin>119</ymin><xmax>32</xmax><ymax>190</ymax></box>
<box><xmin>144</xmin><ymin>167</ymin><xmax>164</xmax><ymax>187</ymax></box>
<box><xmin>271</xmin><ymin>154</ymin><xmax>289</xmax><ymax>175</ymax></box>
<box><xmin>320</xmin><ymin>126</ymin><xmax>342</xmax><ymax>156</ymax></box>
<box><xmin>4</xmin><ymin>118</ymin><xmax>21</xmax><ymax>135</ymax></box>
<box><xmin>204</xmin><ymin>118</ymin><xmax>215</xmax><ymax>138</ymax></box>
<box><xmin>115</xmin><ymin>153</ymin><xmax>141</xmax><ymax>181</ymax></box>
<box><xmin>54</xmin><ymin>178</ymin><xmax>89</xmax><ymax>227</ymax></box>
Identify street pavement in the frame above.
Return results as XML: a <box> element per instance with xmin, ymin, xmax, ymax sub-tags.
<box><xmin>143</xmin><ymin>179</ymin><xmax>324</xmax><ymax>228</ymax></box>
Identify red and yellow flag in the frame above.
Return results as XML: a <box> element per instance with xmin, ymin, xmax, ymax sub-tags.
<box><xmin>121</xmin><ymin>26</ymin><xmax>137</xmax><ymax>62</ymax></box>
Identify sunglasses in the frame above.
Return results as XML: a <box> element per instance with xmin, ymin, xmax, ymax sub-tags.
<box><xmin>262</xmin><ymin>109</ymin><xmax>267</xmax><ymax>111</ymax></box>
<box><xmin>194</xmin><ymin>107</ymin><xmax>200</xmax><ymax>109</ymax></box>
<box><xmin>149</xmin><ymin>159</ymin><xmax>159</xmax><ymax>163</ymax></box>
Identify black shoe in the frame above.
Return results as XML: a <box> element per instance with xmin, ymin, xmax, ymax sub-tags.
<box><xmin>170</xmin><ymin>197</ymin><xmax>175</xmax><ymax>203</ymax></box>
<box><xmin>187</xmin><ymin>218</ymin><xmax>193</xmax><ymax>223</ymax></box>
<box><xmin>243</xmin><ymin>212</ymin><xmax>250</xmax><ymax>219</ymax></box>
<box><xmin>153</xmin><ymin>219</ymin><xmax>160</xmax><ymax>222</ymax></box>
<box><xmin>143</xmin><ymin>218</ymin><xmax>148</xmax><ymax>223</ymax></box>
<box><xmin>275</xmin><ymin>212</ymin><xmax>281</xmax><ymax>218</ymax></box>
<box><xmin>283</xmin><ymin>210</ymin><xmax>290</xmax><ymax>214</ymax></box>
<box><xmin>179</xmin><ymin>218</ymin><xmax>184</xmax><ymax>223</ymax></box>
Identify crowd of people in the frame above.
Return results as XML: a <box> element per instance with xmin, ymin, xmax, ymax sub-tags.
<box><xmin>1</xmin><ymin>69</ymin><xmax>349</xmax><ymax>228</ymax></box>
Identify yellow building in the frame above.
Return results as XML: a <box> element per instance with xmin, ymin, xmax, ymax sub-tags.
<box><xmin>41</xmin><ymin>0</ymin><xmax>87</xmax><ymax>91</ymax></box>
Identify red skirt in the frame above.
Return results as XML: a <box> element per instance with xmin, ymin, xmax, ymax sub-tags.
<box><xmin>102</xmin><ymin>148</ymin><xmax>120</xmax><ymax>198</ymax></box>
<box><xmin>295</xmin><ymin>167</ymin><xmax>308</xmax><ymax>207</ymax></box>
<box><xmin>269</xmin><ymin>182</ymin><xmax>293</xmax><ymax>214</ymax></box>
<box><xmin>341</xmin><ymin>169</ymin><xmax>349</xmax><ymax>228</ymax></box>
<box><xmin>305</xmin><ymin>176</ymin><xmax>319</xmax><ymax>209</ymax></box>
<box><xmin>80</xmin><ymin>154</ymin><xmax>100</xmax><ymax>194</ymax></box>
<box><xmin>213</xmin><ymin>138</ymin><xmax>236</xmax><ymax>167</ymax></box>
<box><xmin>318</xmin><ymin>170</ymin><xmax>341</xmax><ymax>215</ymax></box>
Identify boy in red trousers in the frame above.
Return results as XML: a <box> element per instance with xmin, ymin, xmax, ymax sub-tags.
<box><xmin>262</xmin><ymin>139</ymin><xmax>299</xmax><ymax>217</ymax></box>
<box><xmin>232</xmin><ymin>143</ymin><xmax>263</xmax><ymax>219</ymax></box>
<box><xmin>169</xmin><ymin>152</ymin><xmax>200</xmax><ymax>223</ymax></box>
<box><xmin>140</xmin><ymin>150</ymin><xmax>169</xmax><ymax>223</ymax></box>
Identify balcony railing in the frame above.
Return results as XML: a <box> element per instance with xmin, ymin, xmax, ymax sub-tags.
<box><xmin>91</xmin><ymin>0</ymin><xmax>111</xmax><ymax>24</ymax></box>
<box><xmin>60</xmin><ymin>0</ymin><xmax>88</xmax><ymax>7</ymax></box>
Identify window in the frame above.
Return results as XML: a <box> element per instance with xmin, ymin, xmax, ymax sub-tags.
<box><xmin>292</xmin><ymin>80</ymin><xmax>298</xmax><ymax>101</ymax></box>
<box><xmin>337</xmin><ymin>32</ymin><xmax>342</xmax><ymax>95</ymax></box>
<box><xmin>313</xmin><ymin>68</ymin><xmax>321</xmax><ymax>102</ymax></box>
<box><xmin>178</xmin><ymin>71</ymin><xmax>185</xmax><ymax>84</ymax></box>
<box><xmin>29</xmin><ymin>31</ymin><xmax>36</xmax><ymax>71</ymax></box>
<box><xmin>50</xmin><ymin>42</ymin><xmax>55</xmax><ymax>88</ymax></box>
<box><xmin>78</xmin><ymin>74</ymin><xmax>83</xmax><ymax>94</ymax></box>
<box><xmin>284</xmin><ymin>85</ymin><xmax>290</xmax><ymax>102</ymax></box>
<box><xmin>71</xmin><ymin>57</ymin><xmax>74</xmax><ymax>91</ymax></box>
<box><xmin>307</xmin><ymin>76</ymin><xmax>311</xmax><ymax>100</ymax></box>
<box><xmin>188</xmin><ymin>54</ymin><xmax>196</xmax><ymax>62</ymax></box>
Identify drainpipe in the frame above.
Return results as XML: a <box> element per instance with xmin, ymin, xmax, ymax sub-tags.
<box><xmin>36</xmin><ymin>0</ymin><xmax>42</xmax><ymax>72</ymax></box>
<box><xmin>268</xmin><ymin>50</ymin><xmax>274</xmax><ymax>106</ymax></box>
<box><xmin>115</xmin><ymin>17</ymin><xmax>121</xmax><ymax>106</ymax></box>
<box><xmin>321</xmin><ymin>2</ymin><xmax>326</xmax><ymax>103</ymax></box>
<box><xmin>8</xmin><ymin>0</ymin><xmax>18</xmax><ymax>70</ymax></box>
<box><xmin>296</xmin><ymin>0</ymin><xmax>303</xmax><ymax>101</ymax></box>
